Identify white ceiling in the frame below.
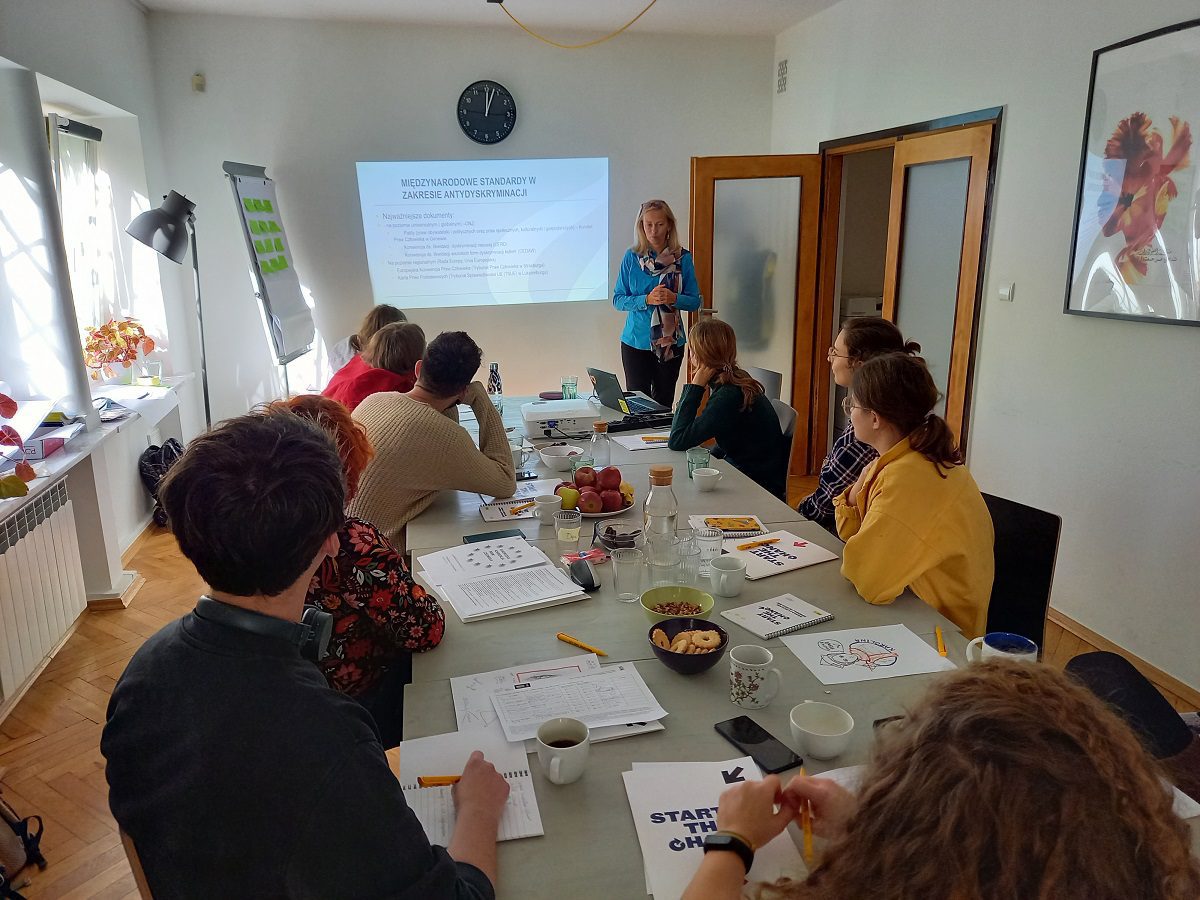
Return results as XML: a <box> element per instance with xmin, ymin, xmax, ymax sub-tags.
<box><xmin>138</xmin><ymin>0</ymin><xmax>836</xmax><ymax>38</ymax></box>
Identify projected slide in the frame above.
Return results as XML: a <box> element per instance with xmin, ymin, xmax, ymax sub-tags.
<box><xmin>356</xmin><ymin>157</ymin><xmax>608</xmax><ymax>309</ymax></box>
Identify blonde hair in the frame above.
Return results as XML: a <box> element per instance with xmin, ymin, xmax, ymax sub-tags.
<box><xmin>633</xmin><ymin>199</ymin><xmax>683</xmax><ymax>256</ymax></box>
<box><xmin>688</xmin><ymin>318</ymin><xmax>763</xmax><ymax>412</ymax></box>
<box><xmin>756</xmin><ymin>661</ymin><xmax>1200</xmax><ymax>900</ymax></box>
<box><xmin>361</xmin><ymin>322</ymin><xmax>425</xmax><ymax>376</ymax></box>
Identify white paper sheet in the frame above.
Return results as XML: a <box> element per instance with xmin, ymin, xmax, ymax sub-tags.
<box><xmin>489</xmin><ymin>663</ymin><xmax>667</xmax><ymax>741</ymax></box>
<box><xmin>437</xmin><ymin>565</ymin><xmax>585</xmax><ymax>622</ymax></box>
<box><xmin>479</xmin><ymin>478</ymin><xmax>561</xmax><ymax>504</ymax></box>
<box><xmin>417</xmin><ymin>538</ymin><xmax>551</xmax><ymax>584</ymax></box>
<box><xmin>781</xmin><ymin>624</ymin><xmax>956</xmax><ymax>684</ymax></box>
<box><xmin>613</xmin><ymin>433</ymin><xmax>671</xmax><ymax>450</ymax></box>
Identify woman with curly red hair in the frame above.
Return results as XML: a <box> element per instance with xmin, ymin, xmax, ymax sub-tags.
<box><xmin>269</xmin><ymin>394</ymin><xmax>444</xmax><ymax>747</ymax></box>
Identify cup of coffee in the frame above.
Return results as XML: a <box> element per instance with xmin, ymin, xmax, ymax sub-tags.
<box><xmin>729</xmin><ymin>645</ymin><xmax>782</xmax><ymax>709</ymax></box>
<box><xmin>965</xmin><ymin>631</ymin><xmax>1038</xmax><ymax>664</ymax></box>
<box><xmin>533</xmin><ymin>494</ymin><xmax>562</xmax><ymax>522</ymax></box>
<box><xmin>692</xmin><ymin>468</ymin><xmax>722</xmax><ymax>491</ymax></box>
<box><xmin>789</xmin><ymin>701</ymin><xmax>854</xmax><ymax>759</ymax></box>
<box><xmin>709</xmin><ymin>556</ymin><xmax>747</xmax><ymax>598</ymax></box>
<box><xmin>535</xmin><ymin>717</ymin><xmax>590</xmax><ymax>785</ymax></box>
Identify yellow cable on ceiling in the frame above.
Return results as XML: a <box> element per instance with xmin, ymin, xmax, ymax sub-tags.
<box><xmin>497</xmin><ymin>0</ymin><xmax>658</xmax><ymax>50</ymax></box>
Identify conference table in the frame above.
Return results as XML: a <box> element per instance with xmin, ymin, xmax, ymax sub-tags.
<box><xmin>401</xmin><ymin>399</ymin><xmax>1200</xmax><ymax>895</ymax></box>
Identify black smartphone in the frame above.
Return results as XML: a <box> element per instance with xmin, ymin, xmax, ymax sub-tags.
<box><xmin>713</xmin><ymin>716</ymin><xmax>803</xmax><ymax>774</ymax></box>
<box><xmin>516</xmin><ymin>470</ymin><xmax>540</xmax><ymax>481</ymax></box>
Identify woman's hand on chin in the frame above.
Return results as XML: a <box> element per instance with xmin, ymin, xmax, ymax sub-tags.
<box><xmin>690</xmin><ymin>365</ymin><xmax>717</xmax><ymax>387</ymax></box>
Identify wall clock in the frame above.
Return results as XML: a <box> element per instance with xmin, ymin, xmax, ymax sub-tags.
<box><xmin>458</xmin><ymin>80</ymin><xmax>517</xmax><ymax>145</ymax></box>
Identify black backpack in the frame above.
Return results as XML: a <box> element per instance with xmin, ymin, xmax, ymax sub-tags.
<box><xmin>138</xmin><ymin>438</ymin><xmax>185</xmax><ymax>526</ymax></box>
<box><xmin>0</xmin><ymin>787</ymin><xmax>45</xmax><ymax>899</ymax></box>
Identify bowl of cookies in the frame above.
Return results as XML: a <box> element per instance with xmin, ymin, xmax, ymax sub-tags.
<box><xmin>648</xmin><ymin>618</ymin><xmax>729</xmax><ymax>675</ymax></box>
<box><xmin>639</xmin><ymin>586</ymin><xmax>714</xmax><ymax>624</ymax></box>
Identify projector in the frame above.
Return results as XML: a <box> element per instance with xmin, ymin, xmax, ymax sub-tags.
<box><xmin>520</xmin><ymin>398</ymin><xmax>600</xmax><ymax>439</ymax></box>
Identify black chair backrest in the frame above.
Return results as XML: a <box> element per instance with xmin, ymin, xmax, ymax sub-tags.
<box><xmin>982</xmin><ymin>493</ymin><xmax>1062</xmax><ymax>650</ymax></box>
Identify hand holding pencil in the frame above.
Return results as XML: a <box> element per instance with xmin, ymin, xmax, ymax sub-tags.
<box><xmin>781</xmin><ymin>774</ymin><xmax>856</xmax><ymax>841</ymax></box>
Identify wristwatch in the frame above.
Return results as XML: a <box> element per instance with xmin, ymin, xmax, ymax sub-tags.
<box><xmin>702</xmin><ymin>831</ymin><xmax>755</xmax><ymax>873</ymax></box>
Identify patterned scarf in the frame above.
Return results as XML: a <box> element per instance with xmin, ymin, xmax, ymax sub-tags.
<box><xmin>638</xmin><ymin>247</ymin><xmax>684</xmax><ymax>362</ymax></box>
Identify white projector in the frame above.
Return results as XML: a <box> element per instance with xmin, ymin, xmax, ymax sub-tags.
<box><xmin>520</xmin><ymin>398</ymin><xmax>600</xmax><ymax>439</ymax></box>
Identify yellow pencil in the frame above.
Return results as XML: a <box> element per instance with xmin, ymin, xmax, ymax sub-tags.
<box><xmin>800</xmin><ymin>766</ymin><xmax>814</xmax><ymax>866</ymax></box>
<box><xmin>736</xmin><ymin>537</ymin><xmax>780</xmax><ymax>551</ymax></box>
<box><xmin>556</xmin><ymin>631</ymin><xmax>607</xmax><ymax>657</ymax></box>
<box><xmin>507</xmin><ymin>500</ymin><xmax>536</xmax><ymax>516</ymax></box>
<box><xmin>417</xmin><ymin>775</ymin><xmax>461</xmax><ymax>787</ymax></box>
<box><xmin>935</xmin><ymin>626</ymin><xmax>947</xmax><ymax>657</ymax></box>
<box><xmin>641</xmin><ymin>434</ymin><xmax>670</xmax><ymax>442</ymax></box>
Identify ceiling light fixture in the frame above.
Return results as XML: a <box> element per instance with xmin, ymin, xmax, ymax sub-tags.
<box><xmin>491</xmin><ymin>0</ymin><xmax>658</xmax><ymax>50</ymax></box>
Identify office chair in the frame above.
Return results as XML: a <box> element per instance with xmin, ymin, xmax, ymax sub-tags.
<box><xmin>745</xmin><ymin>366</ymin><xmax>784</xmax><ymax>401</ymax></box>
<box><xmin>982</xmin><ymin>493</ymin><xmax>1061</xmax><ymax>651</ymax></box>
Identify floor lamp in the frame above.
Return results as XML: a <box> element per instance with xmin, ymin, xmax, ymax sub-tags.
<box><xmin>126</xmin><ymin>190</ymin><xmax>211</xmax><ymax>429</ymax></box>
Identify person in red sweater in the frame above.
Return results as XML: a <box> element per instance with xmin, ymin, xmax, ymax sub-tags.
<box><xmin>323</xmin><ymin>321</ymin><xmax>425</xmax><ymax>410</ymax></box>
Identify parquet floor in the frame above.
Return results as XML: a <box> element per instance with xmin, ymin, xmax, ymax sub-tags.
<box><xmin>0</xmin><ymin>524</ymin><xmax>1193</xmax><ymax>897</ymax></box>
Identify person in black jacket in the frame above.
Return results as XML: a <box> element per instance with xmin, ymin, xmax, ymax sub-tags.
<box><xmin>102</xmin><ymin>410</ymin><xmax>508</xmax><ymax>899</ymax></box>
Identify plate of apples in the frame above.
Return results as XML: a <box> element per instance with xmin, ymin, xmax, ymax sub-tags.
<box><xmin>553</xmin><ymin>465</ymin><xmax>636</xmax><ymax>517</ymax></box>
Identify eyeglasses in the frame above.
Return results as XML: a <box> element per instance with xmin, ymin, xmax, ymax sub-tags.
<box><xmin>827</xmin><ymin>346</ymin><xmax>853</xmax><ymax>360</ymax></box>
<box><xmin>841</xmin><ymin>396</ymin><xmax>864</xmax><ymax>416</ymax></box>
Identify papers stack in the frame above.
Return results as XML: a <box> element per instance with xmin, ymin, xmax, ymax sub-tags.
<box><xmin>612</xmin><ymin>433</ymin><xmax>670</xmax><ymax>450</ymax></box>
<box><xmin>417</xmin><ymin>537</ymin><xmax>587</xmax><ymax>622</ymax></box>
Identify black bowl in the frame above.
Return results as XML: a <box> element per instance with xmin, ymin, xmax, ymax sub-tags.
<box><xmin>647</xmin><ymin>617</ymin><xmax>729</xmax><ymax>675</ymax></box>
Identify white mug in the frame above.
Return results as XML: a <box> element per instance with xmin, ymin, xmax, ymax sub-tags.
<box><xmin>709</xmin><ymin>556</ymin><xmax>746</xmax><ymax>598</ymax></box>
<box><xmin>965</xmin><ymin>631</ymin><xmax>1038</xmax><ymax>664</ymax></box>
<box><xmin>789</xmin><ymin>701</ymin><xmax>854</xmax><ymax>760</ymax></box>
<box><xmin>729</xmin><ymin>645</ymin><xmax>782</xmax><ymax>709</ymax></box>
<box><xmin>692</xmin><ymin>468</ymin><xmax>722</xmax><ymax>492</ymax></box>
<box><xmin>533</xmin><ymin>494</ymin><xmax>562</xmax><ymax>522</ymax></box>
<box><xmin>535</xmin><ymin>717</ymin><xmax>590</xmax><ymax>785</ymax></box>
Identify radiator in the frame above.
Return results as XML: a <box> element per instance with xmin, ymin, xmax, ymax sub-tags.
<box><xmin>0</xmin><ymin>480</ymin><xmax>87</xmax><ymax>704</ymax></box>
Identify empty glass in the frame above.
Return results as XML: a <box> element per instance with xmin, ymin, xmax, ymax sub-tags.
<box><xmin>696</xmin><ymin>527</ymin><xmax>723</xmax><ymax>577</ymax></box>
<box><xmin>674</xmin><ymin>527</ymin><xmax>695</xmax><ymax>551</ymax></box>
<box><xmin>554</xmin><ymin>510</ymin><xmax>583</xmax><ymax>557</ymax></box>
<box><xmin>647</xmin><ymin>535</ymin><xmax>682</xmax><ymax>587</ymax></box>
<box><xmin>570</xmin><ymin>455</ymin><xmax>595</xmax><ymax>477</ymax></box>
<box><xmin>676</xmin><ymin>544</ymin><xmax>702</xmax><ymax>587</ymax></box>
<box><xmin>611</xmin><ymin>548</ymin><xmax>644</xmax><ymax>602</ymax></box>
<box><xmin>686</xmin><ymin>447</ymin><xmax>711</xmax><ymax>478</ymax></box>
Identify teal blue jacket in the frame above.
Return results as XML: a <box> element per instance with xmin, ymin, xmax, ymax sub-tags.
<box><xmin>612</xmin><ymin>248</ymin><xmax>702</xmax><ymax>350</ymax></box>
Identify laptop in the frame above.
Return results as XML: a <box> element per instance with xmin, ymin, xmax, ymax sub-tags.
<box><xmin>586</xmin><ymin>368</ymin><xmax>670</xmax><ymax>414</ymax></box>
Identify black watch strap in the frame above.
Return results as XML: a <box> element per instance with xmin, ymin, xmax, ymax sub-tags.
<box><xmin>702</xmin><ymin>831</ymin><xmax>755</xmax><ymax>873</ymax></box>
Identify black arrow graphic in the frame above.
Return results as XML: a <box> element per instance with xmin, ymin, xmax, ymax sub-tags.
<box><xmin>722</xmin><ymin>767</ymin><xmax>745</xmax><ymax>784</ymax></box>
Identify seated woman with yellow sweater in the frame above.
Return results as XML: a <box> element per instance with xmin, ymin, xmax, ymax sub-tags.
<box><xmin>834</xmin><ymin>353</ymin><xmax>993</xmax><ymax>636</ymax></box>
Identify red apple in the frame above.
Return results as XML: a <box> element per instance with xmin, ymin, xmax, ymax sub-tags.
<box><xmin>573</xmin><ymin>466</ymin><xmax>598</xmax><ymax>488</ymax></box>
<box><xmin>599</xmin><ymin>489</ymin><xmax>624</xmax><ymax>512</ymax></box>
<box><xmin>578</xmin><ymin>492</ymin><xmax>604</xmax><ymax>514</ymax></box>
<box><xmin>596</xmin><ymin>466</ymin><xmax>622</xmax><ymax>490</ymax></box>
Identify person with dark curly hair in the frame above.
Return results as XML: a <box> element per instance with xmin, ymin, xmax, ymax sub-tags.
<box><xmin>349</xmin><ymin>331</ymin><xmax>516</xmax><ymax>552</ymax></box>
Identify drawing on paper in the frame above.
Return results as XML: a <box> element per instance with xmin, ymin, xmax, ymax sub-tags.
<box><xmin>818</xmin><ymin>638</ymin><xmax>899</xmax><ymax>671</ymax></box>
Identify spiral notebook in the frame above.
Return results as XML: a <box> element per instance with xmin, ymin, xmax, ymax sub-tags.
<box><xmin>687</xmin><ymin>514</ymin><xmax>767</xmax><ymax>538</ymax></box>
<box><xmin>720</xmin><ymin>594</ymin><xmax>834</xmax><ymax>639</ymax></box>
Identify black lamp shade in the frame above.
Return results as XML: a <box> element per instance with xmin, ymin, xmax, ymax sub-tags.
<box><xmin>126</xmin><ymin>190</ymin><xmax>195</xmax><ymax>263</ymax></box>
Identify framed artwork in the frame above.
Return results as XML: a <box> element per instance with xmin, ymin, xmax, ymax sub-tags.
<box><xmin>1064</xmin><ymin>19</ymin><xmax>1200</xmax><ymax>326</ymax></box>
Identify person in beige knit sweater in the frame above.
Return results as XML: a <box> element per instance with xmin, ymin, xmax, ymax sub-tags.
<box><xmin>349</xmin><ymin>331</ymin><xmax>516</xmax><ymax>552</ymax></box>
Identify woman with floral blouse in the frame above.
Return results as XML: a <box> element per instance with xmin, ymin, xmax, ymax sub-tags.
<box><xmin>270</xmin><ymin>394</ymin><xmax>445</xmax><ymax>747</ymax></box>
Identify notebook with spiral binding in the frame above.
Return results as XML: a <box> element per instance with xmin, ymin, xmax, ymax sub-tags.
<box><xmin>720</xmin><ymin>594</ymin><xmax>834</xmax><ymax>640</ymax></box>
<box><xmin>390</xmin><ymin>730</ymin><xmax>543</xmax><ymax>842</ymax></box>
<box><xmin>687</xmin><ymin>514</ymin><xmax>767</xmax><ymax>538</ymax></box>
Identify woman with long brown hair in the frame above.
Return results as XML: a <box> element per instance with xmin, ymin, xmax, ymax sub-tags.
<box><xmin>667</xmin><ymin>318</ymin><xmax>787</xmax><ymax>498</ymax></box>
<box><xmin>327</xmin><ymin>303</ymin><xmax>407</xmax><ymax>371</ymax></box>
<box><xmin>323</xmin><ymin>321</ymin><xmax>426</xmax><ymax>411</ymax></box>
<box><xmin>683</xmin><ymin>661</ymin><xmax>1200</xmax><ymax>900</ymax></box>
<box><xmin>836</xmin><ymin>352</ymin><xmax>992</xmax><ymax>635</ymax></box>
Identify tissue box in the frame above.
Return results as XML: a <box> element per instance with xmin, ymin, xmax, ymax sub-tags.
<box><xmin>23</xmin><ymin>423</ymin><xmax>84</xmax><ymax>461</ymax></box>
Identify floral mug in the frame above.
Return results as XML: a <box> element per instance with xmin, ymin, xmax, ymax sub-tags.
<box><xmin>729</xmin><ymin>645</ymin><xmax>782</xmax><ymax>709</ymax></box>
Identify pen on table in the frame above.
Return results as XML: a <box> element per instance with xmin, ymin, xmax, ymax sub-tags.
<box><xmin>800</xmin><ymin>766</ymin><xmax>814</xmax><ymax>866</ymax></box>
<box><xmin>736</xmin><ymin>537</ymin><xmax>780</xmax><ymax>551</ymax></box>
<box><xmin>556</xmin><ymin>631</ymin><xmax>607</xmax><ymax>657</ymax></box>
<box><xmin>507</xmin><ymin>500</ymin><xmax>536</xmax><ymax>516</ymax></box>
<box><xmin>641</xmin><ymin>434</ymin><xmax>670</xmax><ymax>442</ymax></box>
<box><xmin>935</xmin><ymin>626</ymin><xmax>947</xmax><ymax>657</ymax></box>
<box><xmin>417</xmin><ymin>775</ymin><xmax>461</xmax><ymax>787</ymax></box>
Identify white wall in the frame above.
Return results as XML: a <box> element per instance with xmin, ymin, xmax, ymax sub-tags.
<box><xmin>773</xmin><ymin>0</ymin><xmax>1200</xmax><ymax>688</ymax></box>
<box><xmin>143</xmin><ymin>13</ymin><xmax>773</xmax><ymax>418</ymax></box>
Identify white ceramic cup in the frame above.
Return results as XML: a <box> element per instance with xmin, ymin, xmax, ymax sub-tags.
<box><xmin>729</xmin><ymin>645</ymin><xmax>782</xmax><ymax>709</ymax></box>
<box><xmin>709</xmin><ymin>555</ymin><xmax>747</xmax><ymax>598</ymax></box>
<box><xmin>535</xmin><ymin>717</ymin><xmax>590</xmax><ymax>785</ymax></box>
<box><xmin>789</xmin><ymin>701</ymin><xmax>855</xmax><ymax>760</ymax></box>
<box><xmin>533</xmin><ymin>494</ymin><xmax>563</xmax><ymax>522</ymax></box>
<box><xmin>692</xmin><ymin>467</ymin><xmax>722</xmax><ymax>492</ymax></box>
<box><xmin>965</xmin><ymin>631</ymin><xmax>1039</xmax><ymax>664</ymax></box>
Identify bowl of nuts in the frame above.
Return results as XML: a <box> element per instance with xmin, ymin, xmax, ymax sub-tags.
<box><xmin>639</xmin><ymin>586</ymin><xmax>714</xmax><ymax>624</ymax></box>
<box><xmin>647</xmin><ymin>617</ymin><xmax>729</xmax><ymax>675</ymax></box>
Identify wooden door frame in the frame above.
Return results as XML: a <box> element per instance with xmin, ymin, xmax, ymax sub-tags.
<box><xmin>689</xmin><ymin>155</ymin><xmax>822</xmax><ymax>477</ymax></box>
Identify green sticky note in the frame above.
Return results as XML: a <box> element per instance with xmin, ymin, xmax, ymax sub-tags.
<box><xmin>269</xmin><ymin>221</ymin><xmax>281</xmax><ymax>233</ymax></box>
<box><xmin>264</xmin><ymin>200</ymin><xmax>273</xmax><ymax>212</ymax></box>
<box><xmin>260</xmin><ymin>261</ymin><xmax>270</xmax><ymax>274</ymax></box>
<box><xmin>277</xmin><ymin>256</ymin><xmax>289</xmax><ymax>270</ymax></box>
<box><xmin>242</xmin><ymin>198</ymin><xmax>254</xmax><ymax>211</ymax></box>
<box><xmin>253</xmin><ymin>239</ymin><xmax>263</xmax><ymax>252</ymax></box>
<box><xmin>273</xmin><ymin>238</ymin><xmax>283</xmax><ymax>251</ymax></box>
<box><xmin>249</xmin><ymin>220</ymin><xmax>262</xmax><ymax>234</ymax></box>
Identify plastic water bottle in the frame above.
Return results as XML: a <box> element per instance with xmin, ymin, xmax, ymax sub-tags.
<box><xmin>589</xmin><ymin>421</ymin><xmax>612</xmax><ymax>468</ymax></box>
<box><xmin>487</xmin><ymin>362</ymin><xmax>503</xmax><ymax>414</ymax></box>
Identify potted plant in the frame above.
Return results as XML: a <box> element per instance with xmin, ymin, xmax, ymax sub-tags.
<box><xmin>82</xmin><ymin>317</ymin><xmax>156</xmax><ymax>381</ymax></box>
<box><xmin>0</xmin><ymin>392</ymin><xmax>37</xmax><ymax>498</ymax></box>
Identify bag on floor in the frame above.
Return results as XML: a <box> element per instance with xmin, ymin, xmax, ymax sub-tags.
<box><xmin>138</xmin><ymin>437</ymin><xmax>185</xmax><ymax>526</ymax></box>
<box><xmin>0</xmin><ymin>787</ymin><xmax>45</xmax><ymax>899</ymax></box>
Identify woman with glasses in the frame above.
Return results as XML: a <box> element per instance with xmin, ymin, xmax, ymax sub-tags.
<box><xmin>835</xmin><ymin>352</ymin><xmax>992</xmax><ymax>636</ymax></box>
<box><xmin>798</xmin><ymin>318</ymin><xmax>920</xmax><ymax>535</ymax></box>
<box><xmin>612</xmin><ymin>199</ymin><xmax>703</xmax><ymax>408</ymax></box>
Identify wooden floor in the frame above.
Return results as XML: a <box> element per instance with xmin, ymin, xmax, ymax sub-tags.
<box><xmin>0</xmin><ymin>524</ymin><xmax>1194</xmax><ymax>897</ymax></box>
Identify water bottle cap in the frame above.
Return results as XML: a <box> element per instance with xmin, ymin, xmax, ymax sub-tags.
<box><xmin>593</xmin><ymin>421</ymin><xmax>608</xmax><ymax>432</ymax></box>
<box><xmin>648</xmin><ymin>464</ymin><xmax>673</xmax><ymax>485</ymax></box>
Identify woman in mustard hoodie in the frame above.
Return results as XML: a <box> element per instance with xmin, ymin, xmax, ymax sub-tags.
<box><xmin>834</xmin><ymin>353</ymin><xmax>993</xmax><ymax>636</ymax></box>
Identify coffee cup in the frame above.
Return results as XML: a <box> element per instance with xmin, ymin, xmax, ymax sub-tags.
<box><xmin>533</xmin><ymin>494</ymin><xmax>562</xmax><ymax>522</ymax></box>
<box><xmin>511</xmin><ymin>443</ymin><xmax>531</xmax><ymax>469</ymax></box>
<box><xmin>692</xmin><ymin>468</ymin><xmax>722</xmax><ymax>492</ymax></box>
<box><xmin>965</xmin><ymin>631</ymin><xmax>1038</xmax><ymax>664</ymax></box>
<box><xmin>789</xmin><ymin>701</ymin><xmax>854</xmax><ymax>759</ymax></box>
<box><xmin>709</xmin><ymin>556</ymin><xmax>746</xmax><ymax>598</ymax></box>
<box><xmin>729</xmin><ymin>645</ymin><xmax>782</xmax><ymax>709</ymax></box>
<box><xmin>535</xmin><ymin>717</ymin><xmax>590</xmax><ymax>785</ymax></box>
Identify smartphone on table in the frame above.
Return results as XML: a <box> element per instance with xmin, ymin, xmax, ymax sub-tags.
<box><xmin>714</xmin><ymin>715</ymin><xmax>803</xmax><ymax>775</ymax></box>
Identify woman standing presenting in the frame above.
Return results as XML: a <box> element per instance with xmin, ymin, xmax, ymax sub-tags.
<box><xmin>613</xmin><ymin>199</ymin><xmax>702</xmax><ymax>408</ymax></box>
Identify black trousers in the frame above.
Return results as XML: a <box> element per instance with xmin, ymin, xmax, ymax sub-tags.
<box><xmin>621</xmin><ymin>343</ymin><xmax>684</xmax><ymax>409</ymax></box>
<box><xmin>355</xmin><ymin>653</ymin><xmax>412</xmax><ymax>750</ymax></box>
<box><xmin>1065</xmin><ymin>651</ymin><xmax>1192</xmax><ymax>759</ymax></box>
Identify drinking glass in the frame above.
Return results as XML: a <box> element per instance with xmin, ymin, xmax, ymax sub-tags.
<box><xmin>570</xmin><ymin>455</ymin><xmax>595</xmax><ymax>477</ymax></box>
<box><xmin>647</xmin><ymin>535</ymin><xmax>682</xmax><ymax>586</ymax></box>
<box><xmin>611</xmin><ymin>548</ymin><xmax>644</xmax><ymax>602</ymax></box>
<box><xmin>676</xmin><ymin>544</ymin><xmax>702</xmax><ymax>587</ymax></box>
<box><xmin>561</xmin><ymin>376</ymin><xmax>579</xmax><ymax>400</ymax></box>
<box><xmin>554</xmin><ymin>510</ymin><xmax>583</xmax><ymax>557</ymax></box>
<box><xmin>674</xmin><ymin>527</ymin><xmax>695</xmax><ymax>551</ymax></box>
<box><xmin>686</xmin><ymin>447</ymin><xmax>711</xmax><ymax>478</ymax></box>
<box><xmin>696</xmin><ymin>527</ymin><xmax>723</xmax><ymax>577</ymax></box>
